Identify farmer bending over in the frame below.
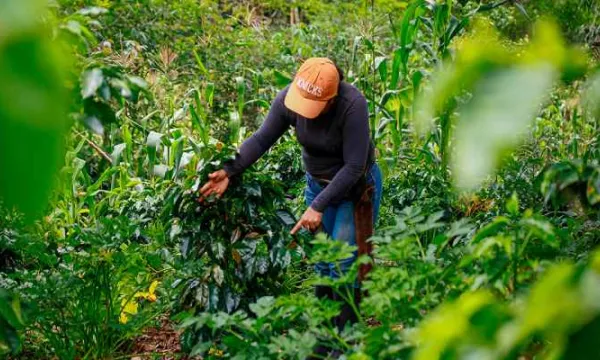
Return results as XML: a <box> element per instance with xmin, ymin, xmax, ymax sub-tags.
<box><xmin>199</xmin><ymin>58</ymin><xmax>383</xmax><ymax>338</ymax></box>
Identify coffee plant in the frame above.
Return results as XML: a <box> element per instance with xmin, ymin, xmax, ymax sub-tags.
<box><xmin>1</xmin><ymin>0</ymin><xmax>599</xmax><ymax>359</ymax></box>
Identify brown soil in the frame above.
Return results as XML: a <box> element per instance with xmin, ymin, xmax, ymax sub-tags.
<box><xmin>129</xmin><ymin>317</ymin><xmax>189</xmax><ymax>360</ymax></box>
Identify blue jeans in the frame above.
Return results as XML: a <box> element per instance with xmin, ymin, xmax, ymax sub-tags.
<box><xmin>305</xmin><ymin>163</ymin><xmax>383</xmax><ymax>283</ymax></box>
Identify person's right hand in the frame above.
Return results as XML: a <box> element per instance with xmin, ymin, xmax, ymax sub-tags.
<box><xmin>198</xmin><ymin>169</ymin><xmax>229</xmax><ymax>202</ymax></box>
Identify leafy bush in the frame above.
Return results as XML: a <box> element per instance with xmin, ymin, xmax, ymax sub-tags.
<box><xmin>2</xmin><ymin>0</ymin><xmax>600</xmax><ymax>359</ymax></box>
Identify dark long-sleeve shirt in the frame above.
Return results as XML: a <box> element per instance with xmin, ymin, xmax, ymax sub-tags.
<box><xmin>223</xmin><ymin>82</ymin><xmax>374</xmax><ymax>212</ymax></box>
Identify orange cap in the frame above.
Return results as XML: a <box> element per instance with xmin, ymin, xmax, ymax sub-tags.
<box><xmin>284</xmin><ymin>57</ymin><xmax>340</xmax><ymax>119</ymax></box>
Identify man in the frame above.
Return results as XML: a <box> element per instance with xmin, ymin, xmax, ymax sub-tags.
<box><xmin>199</xmin><ymin>57</ymin><xmax>383</xmax><ymax>336</ymax></box>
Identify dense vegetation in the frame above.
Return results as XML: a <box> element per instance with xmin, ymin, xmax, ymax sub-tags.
<box><xmin>1</xmin><ymin>0</ymin><xmax>599</xmax><ymax>359</ymax></box>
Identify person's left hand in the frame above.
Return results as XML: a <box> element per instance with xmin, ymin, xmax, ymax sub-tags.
<box><xmin>291</xmin><ymin>207</ymin><xmax>323</xmax><ymax>234</ymax></box>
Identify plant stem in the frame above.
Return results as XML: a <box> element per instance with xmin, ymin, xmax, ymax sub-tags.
<box><xmin>75</xmin><ymin>130</ymin><xmax>112</xmax><ymax>162</ymax></box>
<box><xmin>512</xmin><ymin>229</ymin><xmax>519</xmax><ymax>297</ymax></box>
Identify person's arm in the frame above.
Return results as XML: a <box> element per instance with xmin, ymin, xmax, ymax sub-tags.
<box><xmin>310</xmin><ymin>96</ymin><xmax>370</xmax><ymax>212</ymax></box>
<box><xmin>223</xmin><ymin>91</ymin><xmax>291</xmax><ymax>177</ymax></box>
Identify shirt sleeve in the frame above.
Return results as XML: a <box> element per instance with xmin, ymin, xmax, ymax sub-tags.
<box><xmin>310</xmin><ymin>96</ymin><xmax>371</xmax><ymax>212</ymax></box>
<box><xmin>223</xmin><ymin>90</ymin><xmax>290</xmax><ymax>177</ymax></box>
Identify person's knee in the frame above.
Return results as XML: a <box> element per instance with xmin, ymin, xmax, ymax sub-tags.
<box><xmin>315</xmin><ymin>262</ymin><xmax>331</xmax><ymax>277</ymax></box>
<box><xmin>338</xmin><ymin>253</ymin><xmax>358</xmax><ymax>274</ymax></box>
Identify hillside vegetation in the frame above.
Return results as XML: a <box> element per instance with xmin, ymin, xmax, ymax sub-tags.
<box><xmin>1</xmin><ymin>0</ymin><xmax>599</xmax><ymax>359</ymax></box>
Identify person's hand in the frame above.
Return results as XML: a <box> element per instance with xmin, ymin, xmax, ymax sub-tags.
<box><xmin>198</xmin><ymin>170</ymin><xmax>229</xmax><ymax>202</ymax></box>
<box><xmin>291</xmin><ymin>207</ymin><xmax>323</xmax><ymax>235</ymax></box>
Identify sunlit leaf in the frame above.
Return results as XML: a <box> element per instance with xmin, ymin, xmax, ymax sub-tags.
<box><xmin>77</xmin><ymin>7</ymin><xmax>108</xmax><ymax>16</ymax></box>
<box><xmin>81</xmin><ymin>68</ymin><xmax>104</xmax><ymax>99</ymax></box>
<box><xmin>506</xmin><ymin>192</ymin><xmax>519</xmax><ymax>216</ymax></box>
<box><xmin>587</xmin><ymin>168</ymin><xmax>600</xmax><ymax>206</ymax></box>
<box><xmin>273</xmin><ymin>70</ymin><xmax>292</xmax><ymax>87</ymax></box>
<box><xmin>0</xmin><ymin>0</ymin><xmax>71</xmax><ymax>221</ymax></box>
<box><xmin>453</xmin><ymin>65</ymin><xmax>556</xmax><ymax>190</ymax></box>
<box><xmin>146</xmin><ymin>131</ymin><xmax>163</xmax><ymax>147</ymax></box>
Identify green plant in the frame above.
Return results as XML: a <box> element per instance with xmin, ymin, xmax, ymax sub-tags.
<box><xmin>416</xmin><ymin>19</ymin><xmax>590</xmax><ymax>189</ymax></box>
<box><xmin>539</xmin><ymin>159</ymin><xmax>600</xmax><ymax>213</ymax></box>
<box><xmin>412</xmin><ymin>248</ymin><xmax>600</xmax><ymax>360</ymax></box>
<box><xmin>0</xmin><ymin>0</ymin><xmax>71</xmax><ymax>221</ymax></box>
<box><xmin>2</xmin><ymin>0</ymin><xmax>600</xmax><ymax>358</ymax></box>
<box><xmin>0</xmin><ymin>290</ymin><xmax>27</xmax><ymax>355</ymax></box>
<box><xmin>461</xmin><ymin>193</ymin><xmax>560</xmax><ymax>295</ymax></box>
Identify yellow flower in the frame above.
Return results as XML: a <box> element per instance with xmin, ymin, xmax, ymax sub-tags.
<box><xmin>208</xmin><ymin>348</ymin><xmax>224</xmax><ymax>357</ymax></box>
<box><xmin>119</xmin><ymin>281</ymin><xmax>159</xmax><ymax>324</ymax></box>
<box><xmin>134</xmin><ymin>280</ymin><xmax>160</xmax><ymax>302</ymax></box>
<box><xmin>119</xmin><ymin>298</ymin><xmax>139</xmax><ymax>324</ymax></box>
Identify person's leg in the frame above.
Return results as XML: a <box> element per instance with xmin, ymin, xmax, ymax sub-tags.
<box><xmin>328</xmin><ymin>200</ymin><xmax>357</xmax><ymax>281</ymax></box>
<box><xmin>369</xmin><ymin>163</ymin><xmax>384</xmax><ymax>224</ymax></box>
<box><xmin>329</xmin><ymin>164</ymin><xmax>383</xmax><ymax>331</ymax></box>
<box><xmin>304</xmin><ymin>174</ymin><xmax>337</xmax><ymax>278</ymax></box>
<box><xmin>315</xmin><ymin>205</ymin><xmax>337</xmax><ymax>278</ymax></box>
<box><xmin>324</xmin><ymin>200</ymin><xmax>360</xmax><ymax>332</ymax></box>
<box><xmin>304</xmin><ymin>175</ymin><xmax>340</xmax><ymax>358</ymax></box>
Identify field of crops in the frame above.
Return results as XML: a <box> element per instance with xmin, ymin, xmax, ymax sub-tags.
<box><xmin>1</xmin><ymin>0</ymin><xmax>600</xmax><ymax>359</ymax></box>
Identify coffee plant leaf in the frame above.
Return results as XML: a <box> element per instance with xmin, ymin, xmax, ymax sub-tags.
<box><xmin>587</xmin><ymin>168</ymin><xmax>600</xmax><ymax>205</ymax></box>
<box><xmin>81</xmin><ymin>68</ymin><xmax>104</xmax><ymax>99</ymax></box>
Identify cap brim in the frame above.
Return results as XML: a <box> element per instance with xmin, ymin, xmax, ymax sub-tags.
<box><xmin>284</xmin><ymin>84</ymin><xmax>327</xmax><ymax>119</ymax></box>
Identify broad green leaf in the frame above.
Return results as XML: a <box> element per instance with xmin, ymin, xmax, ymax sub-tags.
<box><xmin>77</xmin><ymin>7</ymin><xmax>108</xmax><ymax>16</ymax></box>
<box><xmin>193</xmin><ymin>49</ymin><xmax>208</xmax><ymax>75</ymax></box>
<box><xmin>249</xmin><ymin>296</ymin><xmax>275</xmax><ymax>318</ymax></box>
<box><xmin>506</xmin><ymin>192</ymin><xmax>520</xmax><ymax>216</ymax></box>
<box><xmin>0</xmin><ymin>0</ymin><xmax>46</xmax><ymax>41</ymax></box>
<box><xmin>146</xmin><ymin>131</ymin><xmax>163</xmax><ymax>148</ymax></box>
<box><xmin>228</xmin><ymin>111</ymin><xmax>241</xmax><ymax>145</ymax></box>
<box><xmin>273</xmin><ymin>70</ymin><xmax>292</xmax><ymax>87</ymax></box>
<box><xmin>433</xmin><ymin>2</ymin><xmax>451</xmax><ymax>38</ymax></box>
<box><xmin>583</xmin><ymin>71</ymin><xmax>600</xmax><ymax>122</ymax></box>
<box><xmin>469</xmin><ymin>235</ymin><xmax>512</xmax><ymax>263</ymax></box>
<box><xmin>205</xmin><ymin>82</ymin><xmax>215</xmax><ymax>107</ymax></box>
<box><xmin>512</xmin><ymin>264</ymin><xmax>580</xmax><ymax>346</ymax></box>
<box><xmin>83</xmin><ymin>98</ymin><xmax>116</xmax><ymax>131</ymax></box>
<box><xmin>111</xmin><ymin>143</ymin><xmax>126</xmax><ymax>165</ymax></box>
<box><xmin>81</xmin><ymin>68</ymin><xmax>104</xmax><ymax>99</ymax></box>
<box><xmin>375</xmin><ymin>56</ymin><xmax>388</xmax><ymax>83</ymax></box>
<box><xmin>153</xmin><ymin>164</ymin><xmax>168</xmax><ymax>178</ymax></box>
<box><xmin>587</xmin><ymin>168</ymin><xmax>600</xmax><ymax>206</ymax></box>
<box><xmin>452</xmin><ymin>65</ymin><xmax>556</xmax><ymax>190</ymax></box>
<box><xmin>189</xmin><ymin>105</ymin><xmax>206</xmax><ymax>143</ymax></box>
<box><xmin>412</xmin><ymin>291</ymin><xmax>496</xmax><ymax>360</ymax></box>
<box><xmin>82</xmin><ymin>115</ymin><xmax>104</xmax><ymax>136</ymax></box>
<box><xmin>276</xmin><ymin>209</ymin><xmax>296</xmax><ymax>227</ymax></box>
<box><xmin>520</xmin><ymin>218</ymin><xmax>558</xmax><ymax>247</ymax></box>
<box><xmin>472</xmin><ymin>216</ymin><xmax>510</xmax><ymax>244</ymax></box>
<box><xmin>127</xmin><ymin>75</ymin><xmax>147</xmax><ymax>89</ymax></box>
<box><xmin>235</xmin><ymin>76</ymin><xmax>246</xmax><ymax>116</ymax></box>
<box><xmin>390</xmin><ymin>48</ymin><xmax>403</xmax><ymax>89</ymax></box>
<box><xmin>0</xmin><ymin>291</ymin><xmax>25</xmax><ymax>330</ymax></box>
<box><xmin>171</xmin><ymin>137</ymin><xmax>185</xmax><ymax>178</ymax></box>
<box><xmin>0</xmin><ymin>290</ymin><xmax>25</xmax><ymax>354</ymax></box>
<box><xmin>0</xmin><ymin>2</ymin><xmax>71</xmax><ymax>221</ymax></box>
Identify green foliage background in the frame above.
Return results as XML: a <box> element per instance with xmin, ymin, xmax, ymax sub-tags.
<box><xmin>1</xmin><ymin>0</ymin><xmax>599</xmax><ymax>359</ymax></box>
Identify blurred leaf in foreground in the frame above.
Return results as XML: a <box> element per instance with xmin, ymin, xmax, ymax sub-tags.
<box><xmin>0</xmin><ymin>289</ymin><xmax>26</xmax><ymax>355</ymax></box>
<box><xmin>416</xmin><ymin>19</ymin><xmax>589</xmax><ymax>191</ymax></box>
<box><xmin>0</xmin><ymin>0</ymin><xmax>71</xmax><ymax>221</ymax></box>
<box><xmin>453</xmin><ymin>65</ymin><xmax>556</xmax><ymax>189</ymax></box>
